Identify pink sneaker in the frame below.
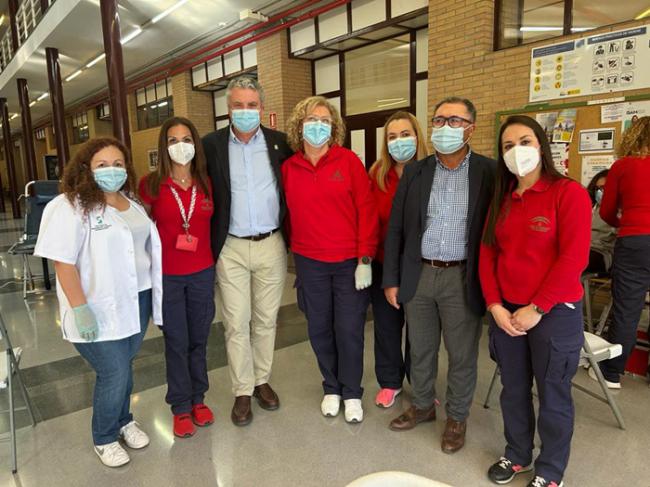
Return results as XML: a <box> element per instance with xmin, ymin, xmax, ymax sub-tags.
<box><xmin>375</xmin><ymin>388</ymin><xmax>402</xmax><ymax>408</ymax></box>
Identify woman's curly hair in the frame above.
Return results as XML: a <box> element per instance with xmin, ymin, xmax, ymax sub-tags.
<box><xmin>618</xmin><ymin>116</ymin><xmax>650</xmax><ymax>158</ymax></box>
<box><xmin>286</xmin><ymin>96</ymin><xmax>346</xmax><ymax>152</ymax></box>
<box><xmin>61</xmin><ymin>137</ymin><xmax>138</xmax><ymax>214</ymax></box>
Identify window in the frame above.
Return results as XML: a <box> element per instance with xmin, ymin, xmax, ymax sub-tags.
<box><xmin>135</xmin><ymin>79</ymin><xmax>174</xmax><ymax>130</ymax></box>
<box><xmin>96</xmin><ymin>102</ymin><xmax>111</xmax><ymax>121</ymax></box>
<box><xmin>71</xmin><ymin>112</ymin><xmax>89</xmax><ymax>144</ymax></box>
<box><xmin>496</xmin><ymin>0</ymin><xmax>650</xmax><ymax>49</ymax></box>
<box><xmin>344</xmin><ymin>34</ymin><xmax>410</xmax><ymax>116</ymax></box>
<box><xmin>35</xmin><ymin>128</ymin><xmax>46</xmax><ymax>140</ymax></box>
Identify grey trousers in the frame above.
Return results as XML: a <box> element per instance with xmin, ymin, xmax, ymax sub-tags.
<box><xmin>404</xmin><ymin>263</ymin><xmax>482</xmax><ymax>421</ymax></box>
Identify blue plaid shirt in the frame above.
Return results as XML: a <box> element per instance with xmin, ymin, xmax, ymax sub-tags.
<box><xmin>420</xmin><ymin>151</ymin><xmax>471</xmax><ymax>261</ymax></box>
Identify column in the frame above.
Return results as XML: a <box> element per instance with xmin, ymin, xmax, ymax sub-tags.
<box><xmin>46</xmin><ymin>47</ymin><xmax>70</xmax><ymax>172</ymax></box>
<box><xmin>0</xmin><ymin>98</ymin><xmax>21</xmax><ymax>218</ymax></box>
<box><xmin>8</xmin><ymin>0</ymin><xmax>19</xmax><ymax>52</ymax></box>
<box><xmin>17</xmin><ymin>79</ymin><xmax>37</xmax><ymax>181</ymax></box>
<box><xmin>100</xmin><ymin>0</ymin><xmax>131</xmax><ymax>148</ymax></box>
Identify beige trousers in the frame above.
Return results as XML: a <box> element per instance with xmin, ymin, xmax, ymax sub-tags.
<box><xmin>216</xmin><ymin>231</ymin><xmax>287</xmax><ymax>396</ymax></box>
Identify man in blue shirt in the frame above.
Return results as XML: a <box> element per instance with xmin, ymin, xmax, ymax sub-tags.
<box><xmin>203</xmin><ymin>77</ymin><xmax>293</xmax><ymax>426</ymax></box>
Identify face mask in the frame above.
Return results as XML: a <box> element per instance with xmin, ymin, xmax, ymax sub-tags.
<box><xmin>168</xmin><ymin>142</ymin><xmax>195</xmax><ymax>165</ymax></box>
<box><xmin>388</xmin><ymin>137</ymin><xmax>417</xmax><ymax>163</ymax></box>
<box><xmin>93</xmin><ymin>167</ymin><xmax>127</xmax><ymax>193</ymax></box>
<box><xmin>595</xmin><ymin>188</ymin><xmax>604</xmax><ymax>204</ymax></box>
<box><xmin>430</xmin><ymin>125</ymin><xmax>468</xmax><ymax>154</ymax></box>
<box><xmin>503</xmin><ymin>145</ymin><xmax>540</xmax><ymax>177</ymax></box>
<box><xmin>303</xmin><ymin>121</ymin><xmax>332</xmax><ymax>148</ymax></box>
<box><xmin>231</xmin><ymin>109</ymin><xmax>260</xmax><ymax>133</ymax></box>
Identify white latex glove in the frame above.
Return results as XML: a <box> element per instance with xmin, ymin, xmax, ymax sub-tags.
<box><xmin>354</xmin><ymin>263</ymin><xmax>372</xmax><ymax>290</ymax></box>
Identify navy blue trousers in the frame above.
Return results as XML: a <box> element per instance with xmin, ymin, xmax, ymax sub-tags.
<box><xmin>369</xmin><ymin>261</ymin><xmax>409</xmax><ymax>389</ymax></box>
<box><xmin>294</xmin><ymin>254</ymin><xmax>369</xmax><ymax>400</ymax></box>
<box><xmin>601</xmin><ymin>235</ymin><xmax>650</xmax><ymax>382</ymax></box>
<box><xmin>489</xmin><ymin>301</ymin><xmax>583</xmax><ymax>483</ymax></box>
<box><xmin>162</xmin><ymin>266</ymin><xmax>216</xmax><ymax>414</ymax></box>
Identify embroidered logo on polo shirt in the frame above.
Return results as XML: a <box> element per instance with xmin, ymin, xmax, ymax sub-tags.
<box><xmin>91</xmin><ymin>215</ymin><xmax>111</xmax><ymax>231</ymax></box>
<box><xmin>529</xmin><ymin>216</ymin><xmax>551</xmax><ymax>233</ymax></box>
<box><xmin>200</xmin><ymin>198</ymin><xmax>213</xmax><ymax>212</ymax></box>
<box><xmin>330</xmin><ymin>169</ymin><xmax>344</xmax><ymax>182</ymax></box>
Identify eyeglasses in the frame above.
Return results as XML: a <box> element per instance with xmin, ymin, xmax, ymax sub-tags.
<box><xmin>431</xmin><ymin>116</ymin><xmax>473</xmax><ymax>128</ymax></box>
<box><xmin>304</xmin><ymin>116</ymin><xmax>333</xmax><ymax>126</ymax></box>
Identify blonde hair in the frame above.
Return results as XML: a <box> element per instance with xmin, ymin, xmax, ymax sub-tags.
<box><xmin>618</xmin><ymin>116</ymin><xmax>650</xmax><ymax>157</ymax></box>
<box><xmin>286</xmin><ymin>96</ymin><xmax>346</xmax><ymax>152</ymax></box>
<box><xmin>369</xmin><ymin>111</ymin><xmax>428</xmax><ymax>191</ymax></box>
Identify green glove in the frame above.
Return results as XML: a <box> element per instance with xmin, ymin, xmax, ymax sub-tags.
<box><xmin>73</xmin><ymin>304</ymin><xmax>99</xmax><ymax>342</ymax></box>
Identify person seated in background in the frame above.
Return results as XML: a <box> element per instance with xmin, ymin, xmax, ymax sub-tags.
<box><xmin>585</xmin><ymin>169</ymin><xmax>616</xmax><ymax>273</ymax></box>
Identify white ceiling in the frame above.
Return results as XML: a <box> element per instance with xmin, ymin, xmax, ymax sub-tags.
<box><xmin>0</xmin><ymin>0</ymin><xmax>304</xmax><ymax>131</ymax></box>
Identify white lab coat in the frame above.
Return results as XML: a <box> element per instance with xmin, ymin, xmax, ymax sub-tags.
<box><xmin>34</xmin><ymin>193</ymin><xmax>163</xmax><ymax>343</ymax></box>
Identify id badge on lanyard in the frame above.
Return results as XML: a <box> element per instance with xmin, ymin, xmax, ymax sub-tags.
<box><xmin>170</xmin><ymin>185</ymin><xmax>199</xmax><ymax>252</ymax></box>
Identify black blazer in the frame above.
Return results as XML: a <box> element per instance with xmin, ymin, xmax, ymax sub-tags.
<box><xmin>382</xmin><ymin>151</ymin><xmax>496</xmax><ymax>316</ymax></box>
<box><xmin>202</xmin><ymin>125</ymin><xmax>293</xmax><ymax>259</ymax></box>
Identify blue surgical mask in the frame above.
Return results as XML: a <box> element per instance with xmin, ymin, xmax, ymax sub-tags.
<box><xmin>93</xmin><ymin>167</ymin><xmax>127</xmax><ymax>193</ymax></box>
<box><xmin>430</xmin><ymin>125</ymin><xmax>467</xmax><ymax>155</ymax></box>
<box><xmin>595</xmin><ymin>188</ymin><xmax>604</xmax><ymax>204</ymax></box>
<box><xmin>388</xmin><ymin>137</ymin><xmax>417</xmax><ymax>163</ymax></box>
<box><xmin>303</xmin><ymin>121</ymin><xmax>331</xmax><ymax>148</ymax></box>
<box><xmin>231</xmin><ymin>109</ymin><xmax>260</xmax><ymax>133</ymax></box>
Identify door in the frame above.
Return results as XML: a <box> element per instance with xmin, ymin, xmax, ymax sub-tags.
<box><xmin>344</xmin><ymin>109</ymin><xmax>398</xmax><ymax>171</ymax></box>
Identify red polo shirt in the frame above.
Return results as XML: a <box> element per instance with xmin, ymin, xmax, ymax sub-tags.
<box><xmin>370</xmin><ymin>166</ymin><xmax>400</xmax><ymax>263</ymax></box>
<box><xmin>479</xmin><ymin>177</ymin><xmax>591</xmax><ymax>312</ymax></box>
<box><xmin>281</xmin><ymin>144</ymin><xmax>379</xmax><ymax>263</ymax></box>
<box><xmin>139</xmin><ymin>176</ymin><xmax>215</xmax><ymax>275</ymax></box>
<box><xmin>599</xmin><ymin>155</ymin><xmax>650</xmax><ymax>236</ymax></box>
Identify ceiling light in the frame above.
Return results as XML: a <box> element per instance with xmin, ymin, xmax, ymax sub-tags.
<box><xmin>635</xmin><ymin>7</ymin><xmax>650</xmax><ymax>19</ymax></box>
<box><xmin>151</xmin><ymin>0</ymin><xmax>189</xmax><ymax>24</ymax></box>
<box><xmin>571</xmin><ymin>27</ymin><xmax>595</xmax><ymax>32</ymax></box>
<box><xmin>37</xmin><ymin>92</ymin><xmax>49</xmax><ymax>101</ymax></box>
<box><xmin>121</xmin><ymin>27</ymin><xmax>143</xmax><ymax>45</ymax></box>
<box><xmin>157</xmin><ymin>101</ymin><xmax>168</xmax><ymax>107</ymax></box>
<box><xmin>10</xmin><ymin>113</ymin><xmax>18</xmax><ymax>120</ymax></box>
<box><xmin>0</xmin><ymin>15</ymin><xmax>5</xmax><ymax>26</ymax></box>
<box><xmin>29</xmin><ymin>101</ymin><xmax>36</xmax><ymax>107</ymax></box>
<box><xmin>520</xmin><ymin>26</ymin><xmax>563</xmax><ymax>32</ymax></box>
<box><xmin>65</xmin><ymin>70</ymin><xmax>83</xmax><ymax>82</ymax></box>
<box><xmin>86</xmin><ymin>53</ymin><xmax>106</xmax><ymax>68</ymax></box>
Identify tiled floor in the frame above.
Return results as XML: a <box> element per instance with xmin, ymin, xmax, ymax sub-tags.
<box><xmin>0</xmin><ymin>211</ymin><xmax>648</xmax><ymax>487</ymax></box>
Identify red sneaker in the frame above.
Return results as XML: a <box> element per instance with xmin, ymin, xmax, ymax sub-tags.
<box><xmin>173</xmin><ymin>413</ymin><xmax>196</xmax><ymax>438</ymax></box>
<box><xmin>191</xmin><ymin>404</ymin><xmax>214</xmax><ymax>427</ymax></box>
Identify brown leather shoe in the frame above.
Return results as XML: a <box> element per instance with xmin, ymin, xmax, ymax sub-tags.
<box><xmin>441</xmin><ymin>418</ymin><xmax>466</xmax><ymax>453</ymax></box>
<box><xmin>231</xmin><ymin>396</ymin><xmax>252</xmax><ymax>426</ymax></box>
<box><xmin>253</xmin><ymin>383</ymin><xmax>280</xmax><ymax>411</ymax></box>
<box><xmin>389</xmin><ymin>405</ymin><xmax>436</xmax><ymax>431</ymax></box>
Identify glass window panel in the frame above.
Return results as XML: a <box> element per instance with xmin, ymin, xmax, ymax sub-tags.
<box><xmin>318</xmin><ymin>5</ymin><xmax>348</xmax><ymax>43</ymax></box>
<box><xmin>315</xmin><ymin>55</ymin><xmax>340</xmax><ymax>94</ymax></box>
<box><xmin>156</xmin><ymin>80</ymin><xmax>167</xmax><ymax>100</ymax></box>
<box><xmin>573</xmin><ymin>1</ymin><xmax>650</xmax><ymax>32</ymax></box>
<box><xmin>497</xmin><ymin>0</ymin><xmax>564</xmax><ymax>49</ymax></box>
<box><xmin>345</xmin><ymin>34</ymin><xmax>410</xmax><ymax>116</ymax></box>
<box><xmin>351</xmin><ymin>0</ymin><xmax>386</xmax><ymax>31</ymax></box>
<box><xmin>242</xmin><ymin>43</ymin><xmax>257</xmax><ymax>69</ymax></box>
<box><xmin>223</xmin><ymin>50</ymin><xmax>242</xmax><ymax>75</ymax></box>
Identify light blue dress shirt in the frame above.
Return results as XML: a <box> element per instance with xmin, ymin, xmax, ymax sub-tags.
<box><xmin>228</xmin><ymin>128</ymin><xmax>280</xmax><ymax>236</ymax></box>
<box><xmin>421</xmin><ymin>151</ymin><xmax>471</xmax><ymax>261</ymax></box>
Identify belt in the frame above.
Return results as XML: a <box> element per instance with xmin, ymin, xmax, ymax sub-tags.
<box><xmin>422</xmin><ymin>258</ymin><xmax>466</xmax><ymax>268</ymax></box>
<box><xmin>230</xmin><ymin>229</ymin><xmax>278</xmax><ymax>242</ymax></box>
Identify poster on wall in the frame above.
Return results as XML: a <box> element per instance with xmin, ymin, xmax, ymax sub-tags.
<box><xmin>44</xmin><ymin>155</ymin><xmax>59</xmax><ymax>180</ymax></box>
<box><xmin>552</xmin><ymin>109</ymin><xmax>577</xmax><ymax>142</ymax></box>
<box><xmin>147</xmin><ymin>149</ymin><xmax>159</xmax><ymax>172</ymax></box>
<box><xmin>535</xmin><ymin>112</ymin><xmax>559</xmax><ymax>139</ymax></box>
<box><xmin>550</xmin><ymin>143</ymin><xmax>569</xmax><ymax>175</ymax></box>
<box><xmin>581</xmin><ymin>154</ymin><xmax>615</xmax><ymax>186</ymax></box>
<box><xmin>529</xmin><ymin>25</ymin><xmax>650</xmax><ymax>103</ymax></box>
<box><xmin>578</xmin><ymin>128</ymin><xmax>615</xmax><ymax>153</ymax></box>
<box><xmin>621</xmin><ymin>100</ymin><xmax>650</xmax><ymax>133</ymax></box>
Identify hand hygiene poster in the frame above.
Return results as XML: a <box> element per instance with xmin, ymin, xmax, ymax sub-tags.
<box><xmin>529</xmin><ymin>25</ymin><xmax>650</xmax><ymax>102</ymax></box>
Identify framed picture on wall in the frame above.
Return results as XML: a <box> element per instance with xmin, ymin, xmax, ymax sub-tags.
<box><xmin>44</xmin><ymin>155</ymin><xmax>59</xmax><ymax>180</ymax></box>
<box><xmin>147</xmin><ymin>149</ymin><xmax>158</xmax><ymax>172</ymax></box>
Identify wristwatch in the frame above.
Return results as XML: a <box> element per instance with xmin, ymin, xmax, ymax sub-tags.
<box><xmin>361</xmin><ymin>256</ymin><xmax>371</xmax><ymax>265</ymax></box>
<box><xmin>532</xmin><ymin>304</ymin><xmax>546</xmax><ymax>316</ymax></box>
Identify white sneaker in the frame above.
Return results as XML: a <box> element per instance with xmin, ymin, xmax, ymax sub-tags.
<box><xmin>321</xmin><ymin>394</ymin><xmax>341</xmax><ymax>417</ymax></box>
<box><xmin>344</xmin><ymin>399</ymin><xmax>363</xmax><ymax>423</ymax></box>
<box><xmin>94</xmin><ymin>441</ymin><xmax>130</xmax><ymax>467</ymax></box>
<box><xmin>588</xmin><ymin>366</ymin><xmax>621</xmax><ymax>389</ymax></box>
<box><xmin>119</xmin><ymin>420</ymin><xmax>150</xmax><ymax>449</ymax></box>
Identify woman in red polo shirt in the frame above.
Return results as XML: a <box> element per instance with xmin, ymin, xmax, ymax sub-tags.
<box><xmin>139</xmin><ymin>116</ymin><xmax>215</xmax><ymax>439</ymax></box>
<box><xmin>369</xmin><ymin>111</ymin><xmax>428</xmax><ymax>408</ymax></box>
<box><xmin>282</xmin><ymin>96</ymin><xmax>379</xmax><ymax>424</ymax></box>
<box><xmin>597</xmin><ymin>116</ymin><xmax>650</xmax><ymax>387</ymax></box>
<box><xmin>479</xmin><ymin>115</ymin><xmax>591</xmax><ymax>487</ymax></box>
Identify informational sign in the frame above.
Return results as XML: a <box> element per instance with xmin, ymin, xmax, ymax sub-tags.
<box><xmin>581</xmin><ymin>154</ymin><xmax>615</xmax><ymax>186</ymax></box>
<box><xmin>621</xmin><ymin>100</ymin><xmax>650</xmax><ymax>133</ymax></box>
<box><xmin>529</xmin><ymin>25</ymin><xmax>650</xmax><ymax>102</ymax></box>
<box><xmin>550</xmin><ymin>143</ymin><xmax>569</xmax><ymax>175</ymax></box>
<box><xmin>269</xmin><ymin>112</ymin><xmax>277</xmax><ymax>130</ymax></box>
<box><xmin>535</xmin><ymin>112</ymin><xmax>558</xmax><ymax>140</ymax></box>
<box><xmin>552</xmin><ymin>109</ymin><xmax>577</xmax><ymax>143</ymax></box>
<box><xmin>147</xmin><ymin>149</ymin><xmax>158</xmax><ymax>172</ymax></box>
<box><xmin>579</xmin><ymin>128</ymin><xmax>615</xmax><ymax>153</ymax></box>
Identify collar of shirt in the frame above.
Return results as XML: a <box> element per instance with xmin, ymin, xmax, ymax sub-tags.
<box><xmin>229</xmin><ymin>126</ymin><xmax>262</xmax><ymax>145</ymax></box>
<box><xmin>435</xmin><ymin>149</ymin><xmax>472</xmax><ymax>171</ymax></box>
<box><xmin>510</xmin><ymin>176</ymin><xmax>553</xmax><ymax>200</ymax></box>
<box><xmin>292</xmin><ymin>144</ymin><xmax>341</xmax><ymax>171</ymax></box>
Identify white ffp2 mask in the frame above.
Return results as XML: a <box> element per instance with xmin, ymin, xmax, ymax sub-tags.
<box><xmin>168</xmin><ymin>142</ymin><xmax>195</xmax><ymax>165</ymax></box>
<box><xmin>503</xmin><ymin>145</ymin><xmax>540</xmax><ymax>177</ymax></box>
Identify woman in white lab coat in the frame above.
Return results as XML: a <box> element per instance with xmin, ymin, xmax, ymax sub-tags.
<box><xmin>35</xmin><ymin>137</ymin><xmax>163</xmax><ymax>468</ymax></box>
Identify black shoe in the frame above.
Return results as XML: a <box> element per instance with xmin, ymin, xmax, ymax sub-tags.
<box><xmin>527</xmin><ymin>476</ymin><xmax>564</xmax><ymax>487</ymax></box>
<box><xmin>488</xmin><ymin>457</ymin><xmax>533</xmax><ymax>484</ymax></box>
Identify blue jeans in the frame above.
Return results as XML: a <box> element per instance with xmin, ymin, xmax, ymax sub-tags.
<box><xmin>74</xmin><ymin>289</ymin><xmax>152</xmax><ymax>445</ymax></box>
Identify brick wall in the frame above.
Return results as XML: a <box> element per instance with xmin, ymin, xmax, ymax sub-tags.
<box><xmin>258</xmin><ymin>31</ymin><xmax>312</xmax><ymax>132</ymax></box>
<box><xmin>171</xmin><ymin>71</ymin><xmax>214</xmax><ymax>137</ymax></box>
<box><xmin>427</xmin><ymin>0</ymin><xmax>649</xmax><ymax>158</ymax></box>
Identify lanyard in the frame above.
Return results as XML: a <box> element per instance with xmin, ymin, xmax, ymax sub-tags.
<box><xmin>169</xmin><ymin>185</ymin><xmax>197</xmax><ymax>234</ymax></box>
